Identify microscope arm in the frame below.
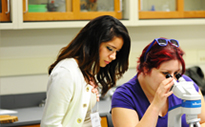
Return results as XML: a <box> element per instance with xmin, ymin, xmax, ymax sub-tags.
<box><xmin>168</xmin><ymin>76</ymin><xmax>202</xmax><ymax>127</ymax></box>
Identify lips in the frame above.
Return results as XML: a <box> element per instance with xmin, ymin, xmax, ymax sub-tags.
<box><xmin>104</xmin><ymin>60</ymin><xmax>110</xmax><ymax>64</ymax></box>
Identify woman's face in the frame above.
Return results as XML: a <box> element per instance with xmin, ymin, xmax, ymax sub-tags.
<box><xmin>99</xmin><ymin>36</ymin><xmax>123</xmax><ymax>67</ymax></box>
<box><xmin>147</xmin><ymin>60</ymin><xmax>182</xmax><ymax>91</ymax></box>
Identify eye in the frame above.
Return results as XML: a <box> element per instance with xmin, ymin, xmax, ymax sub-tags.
<box><xmin>174</xmin><ymin>71</ymin><xmax>180</xmax><ymax>76</ymax></box>
<box><xmin>106</xmin><ymin>46</ymin><xmax>113</xmax><ymax>51</ymax></box>
<box><xmin>162</xmin><ymin>72</ymin><xmax>169</xmax><ymax>75</ymax></box>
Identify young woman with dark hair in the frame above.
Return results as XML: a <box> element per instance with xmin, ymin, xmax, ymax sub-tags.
<box><xmin>41</xmin><ymin>15</ymin><xmax>131</xmax><ymax>127</ymax></box>
<box><xmin>111</xmin><ymin>38</ymin><xmax>205</xmax><ymax>127</ymax></box>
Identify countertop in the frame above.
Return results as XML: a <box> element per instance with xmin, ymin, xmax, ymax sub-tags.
<box><xmin>0</xmin><ymin>100</ymin><xmax>112</xmax><ymax>127</ymax></box>
<box><xmin>1</xmin><ymin>96</ymin><xmax>204</xmax><ymax>127</ymax></box>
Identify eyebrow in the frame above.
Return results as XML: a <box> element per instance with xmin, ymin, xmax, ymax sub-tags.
<box><xmin>160</xmin><ymin>69</ymin><xmax>181</xmax><ymax>72</ymax></box>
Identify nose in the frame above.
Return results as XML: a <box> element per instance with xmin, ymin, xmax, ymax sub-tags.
<box><xmin>109</xmin><ymin>51</ymin><xmax>116</xmax><ymax>60</ymax></box>
<box><xmin>170</xmin><ymin>73</ymin><xmax>178</xmax><ymax>80</ymax></box>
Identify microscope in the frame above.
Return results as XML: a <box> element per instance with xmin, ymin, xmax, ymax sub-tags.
<box><xmin>167</xmin><ymin>73</ymin><xmax>202</xmax><ymax>127</ymax></box>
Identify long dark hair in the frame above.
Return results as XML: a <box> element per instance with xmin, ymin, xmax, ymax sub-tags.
<box><xmin>49</xmin><ymin>15</ymin><xmax>130</xmax><ymax>96</ymax></box>
<box><xmin>137</xmin><ymin>38</ymin><xmax>185</xmax><ymax>75</ymax></box>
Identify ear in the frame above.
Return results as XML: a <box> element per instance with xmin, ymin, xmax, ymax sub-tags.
<box><xmin>143</xmin><ymin>66</ymin><xmax>149</xmax><ymax>75</ymax></box>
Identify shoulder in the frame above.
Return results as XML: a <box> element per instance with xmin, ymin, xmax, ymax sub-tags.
<box><xmin>57</xmin><ymin>58</ymin><xmax>78</xmax><ymax>70</ymax></box>
<box><xmin>113</xmin><ymin>75</ymin><xmax>138</xmax><ymax>100</ymax></box>
<box><xmin>51</xmin><ymin>58</ymin><xmax>79</xmax><ymax>75</ymax></box>
<box><xmin>111</xmin><ymin>75</ymin><xmax>139</xmax><ymax>109</ymax></box>
<box><xmin>47</xmin><ymin>58</ymin><xmax>85</xmax><ymax>93</ymax></box>
<box><xmin>49</xmin><ymin>58</ymin><xmax>84</xmax><ymax>86</ymax></box>
<box><xmin>115</xmin><ymin>75</ymin><xmax>138</xmax><ymax>93</ymax></box>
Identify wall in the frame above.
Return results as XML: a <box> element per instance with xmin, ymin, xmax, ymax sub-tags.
<box><xmin>1</xmin><ymin>25</ymin><xmax>205</xmax><ymax>95</ymax></box>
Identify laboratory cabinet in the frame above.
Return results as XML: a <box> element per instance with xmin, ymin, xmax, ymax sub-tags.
<box><xmin>23</xmin><ymin>0</ymin><xmax>122</xmax><ymax>21</ymax></box>
<box><xmin>138</xmin><ymin>0</ymin><xmax>205</xmax><ymax>19</ymax></box>
<box><xmin>1</xmin><ymin>0</ymin><xmax>205</xmax><ymax>30</ymax></box>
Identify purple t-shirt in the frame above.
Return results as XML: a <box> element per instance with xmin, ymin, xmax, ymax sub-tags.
<box><xmin>111</xmin><ymin>74</ymin><xmax>199</xmax><ymax>127</ymax></box>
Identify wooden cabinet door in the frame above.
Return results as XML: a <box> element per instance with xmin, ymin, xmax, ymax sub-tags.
<box><xmin>183</xmin><ymin>0</ymin><xmax>205</xmax><ymax>18</ymax></box>
<box><xmin>78</xmin><ymin>0</ymin><xmax>122</xmax><ymax>20</ymax></box>
<box><xmin>23</xmin><ymin>0</ymin><xmax>122</xmax><ymax>21</ymax></box>
<box><xmin>23</xmin><ymin>0</ymin><xmax>76</xmax><ymax>21</ymax></box>
<box><xmin>138</xmin><ymin>0</ymin><xmax>205</xmax><ymax>19</ymax></box>
<box><xmin>0</xmin><ymin>0</ymin><xmax>10</xmax><ymax>22</ymax></box>
<box><xmin>138</xmin><ymin>0</ymin><xmax>183</xmax><ymax>19</ymax></box>
<box><xmin>101</xmin><ymin>116</ymin><xmax>108</xmax><ymax>127</ymax></box>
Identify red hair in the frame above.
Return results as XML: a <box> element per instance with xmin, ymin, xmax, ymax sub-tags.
<box><xmin>137</xmin><ymin>40</ymin><xmax>185</xmax><ymax>75</ymax></box>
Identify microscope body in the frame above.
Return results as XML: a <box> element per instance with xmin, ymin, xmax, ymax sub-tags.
<box><xmin>168</xmin><ymin>76</ymin><xmax>202</xmax><ymax>127</ymax></box>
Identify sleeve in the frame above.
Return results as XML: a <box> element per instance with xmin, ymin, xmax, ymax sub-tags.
<box><xmin>111</xmin><ymin>85</ymin><xmax>135</xmax><ymax>110</ymax></box>
<box><xmin>41</xmin><ymin>67</ymin><xmax>74</xmax><ymax>127</ymax></box>
<box><xmin>183</xmin><ymin>74</ymin><xmax>199</xmax><ymax>92</ymax></box>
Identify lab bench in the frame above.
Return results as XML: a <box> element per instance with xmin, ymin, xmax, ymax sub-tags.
<box><xmin>0</xmin><ymin>100</ymin><xmax>113</xmax><ymax>127</ymax></box>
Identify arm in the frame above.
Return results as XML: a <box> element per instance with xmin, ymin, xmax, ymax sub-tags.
<box><xmin>41</xmin><ymin>68</ymin><xmax>74</xmax><ymax>127</ymax></box>
<box><xmin>198</xmin><ymin>90</ymin><xmax>205</xmax><ymax>126</ymax></box>
<box><xmin>111</xmin><ymin>78</ymin><xmax>174</xmax><ymax>127</ymax></box>
<box><xmin>112</xmin><ymin>103</ymin><xmax>160</xmax><ymax>127</ymax></box>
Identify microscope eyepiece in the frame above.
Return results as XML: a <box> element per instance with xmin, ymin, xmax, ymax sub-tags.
<box><xmin>175</xmin><ymin>73</ymin><xmax>181</xmax><ymax>80</ymax></box>
<box><xmin>166</xmin><ymin>74</ymin><xmax>172</xmax><ymax>78</ymax></box>
<box><xmin>166</xmin><ymin>73</ymin><xmax>182</xmax><ymax>80</ymax></box>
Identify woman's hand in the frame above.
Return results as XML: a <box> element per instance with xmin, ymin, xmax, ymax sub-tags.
<box><xmin>89</xmin><ymin>80</ymin><xmax>100</xmax><ymax>102</ymax></box>
<box><xmin>152</xmin><ymin>78</ymin><xmax>174</xmax><ymax>109</ymax></box>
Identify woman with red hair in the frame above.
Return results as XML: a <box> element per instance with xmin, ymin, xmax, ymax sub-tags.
<box><xmin>111</xmin><ymin>38</ymin><xmax>205</xmax><ymax>127</ymax></box>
